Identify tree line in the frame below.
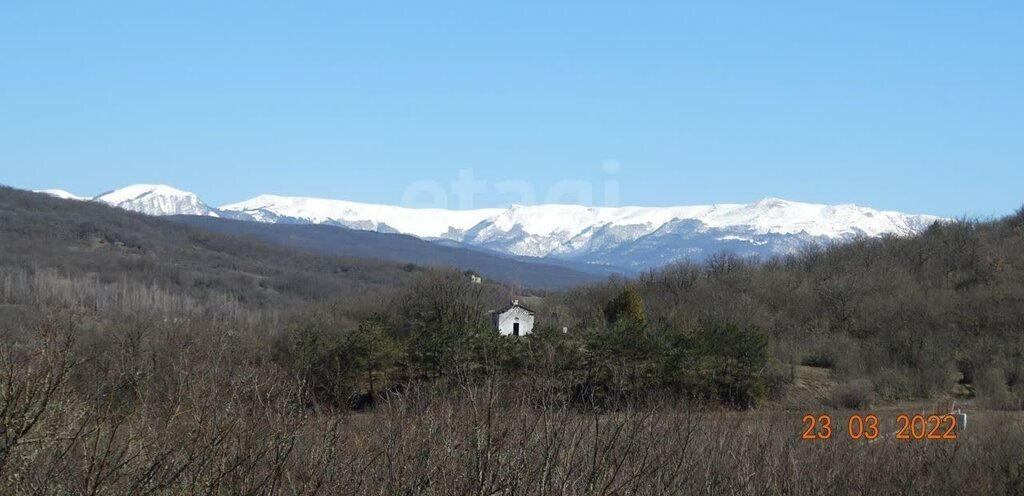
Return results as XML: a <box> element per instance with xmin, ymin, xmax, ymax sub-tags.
<box><xmin>277</xmin><ymin>208</ymin><xmax>1024</xmax><ymax>412</ymax></box>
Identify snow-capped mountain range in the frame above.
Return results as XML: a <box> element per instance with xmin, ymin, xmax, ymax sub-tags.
<box><xmin>36</xmin><ymin>184</ymin><xmax>943</xmax><ymax>270</ymax></box>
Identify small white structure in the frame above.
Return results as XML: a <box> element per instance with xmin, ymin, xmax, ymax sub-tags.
<box><xmin>469</xmin><ymin>274</ymin><xmax>482</xmax><ymax>284</ymax></box>
<box><xmin>952</xmin><ymin>406</ymin><xmax>967</xmax><ymax>431</ymax></box>
<box><xmin>491</xmin><ymin>300</ymin><xmax>535</xmax><ymax>336</ymax></box>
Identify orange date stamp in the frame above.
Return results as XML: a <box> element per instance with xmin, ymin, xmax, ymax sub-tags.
<box><xmin>801</xmin><ymin>414</ymin><xmax>959</xmax><ymax>441</ymax></box>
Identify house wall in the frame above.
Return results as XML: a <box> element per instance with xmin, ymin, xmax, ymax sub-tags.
<box><xmin>496</xmin><ymin>306</ymin><xmax>535</xmax><ymax>336</ymax></box>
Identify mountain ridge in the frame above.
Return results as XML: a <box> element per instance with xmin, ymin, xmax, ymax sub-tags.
<box><xmin>36</xmin><ymin>184</ymin><xmax>944</xmax><ymax>269</ymax></box>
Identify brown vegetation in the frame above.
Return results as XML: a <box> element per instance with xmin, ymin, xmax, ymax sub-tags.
<box><xmin>2</xmin><ymin>315</ymin><xmax>1024</xmax><ymax>495</ymax></box>
<box><xmin>0</xmin><ymin>270</ymin><xmax>1018</xmax><ymax>494</ymax></box>
<box><xmin>3</xmin><ymin>188</ymin><xmax>1024</xmax><ymax>493</ymax></box>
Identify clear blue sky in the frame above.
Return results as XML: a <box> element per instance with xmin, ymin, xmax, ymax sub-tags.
<box><xmin>2</xmin><ymin>1</ymin><xmax>1021</xmax><ymax>217</ymax></box>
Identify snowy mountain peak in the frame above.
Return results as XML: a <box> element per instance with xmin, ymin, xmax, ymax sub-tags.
<box><xmin>93</xmin><ymin>184</ymin><xmax>220</xmax><ymax>217</ymax></box>
<box><xmin>36</xmin><ymin>183</ymin><xmax>943</xmax><ymax>270</ymax></box>
<box><xmin>751</xmin><ymin>197</ymin><xmax>792</xmax><ymax>209</ymax></box>
<box><xmin>95</xmin><ymin>184</ymin><xmax>192</xmax><ymax>203</ymax></box>
<box><xmin>219</xmin><ymin>193</ymin><xmax>943</xmax><ymax>267</ymax></box>
<box><xmin>35</xmin><ymin>189</ymin><xmax>89</xmax><ymax>201</ymax></box>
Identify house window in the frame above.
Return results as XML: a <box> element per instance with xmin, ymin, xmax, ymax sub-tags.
<box><xmin>513</xmin><ymin>322</ymin><xmax>520</xmax><ymax>336</ymax></box>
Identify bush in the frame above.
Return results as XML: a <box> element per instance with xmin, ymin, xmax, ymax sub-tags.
<box><xmin>658</xmin><ymin>323</ymin><xmax>770</xmax><ymax>408</ymax></box>
<box><xmin>603</xmin><ymin>286</ymin><xmax>647</xmax><ymax>326</ymax></box>
<box><xmin>872</xmin><ymin>367</ymin><xmax>915</xmax><ymax>401</ymax></box>
<box><xmin>800</xmin><ymin>348</ymin><xmax>836</xmax><ymax>369</ymax></box>
<box><xmin>763</xmin><ymin>360</ymin><xmax>793</xmax><ymax>401</ymax></box>
<box><xmin>828</xmin><ymin>379</ymin><xmax>873</xmax><ymax>409</ymax></box>
<box><xmin>977</xmin><ymin>367</ymin><xmax>1018</xmax><ymax>410</ymax></box>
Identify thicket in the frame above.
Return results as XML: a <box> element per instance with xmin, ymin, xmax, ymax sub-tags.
<box><xmin>0</xmin><ymin>312</ymin><xmax>1022</xmax><ymax>495</ymax></box>
<box><xmin>575</xmin><ymin>210</ymin><xmax>1024</xmax><ymax>409</ymax></box>
<box><xmin>276</xmin><ymin>274</ymin><xmax>770</xmax><ymax>410</ymax></box>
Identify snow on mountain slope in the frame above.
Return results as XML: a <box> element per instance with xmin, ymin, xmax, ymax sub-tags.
<box><xmin>93</xmin><ymin>184</ymin><xmax>220</xmax><ymax>217</ymax></box>
<box><xmin>221</xmin><ymin>195</ymin><xmax>502</xmax><ymax>237</ymax></box>
<box><xmin>474</xmin><ymin>204</ymin><xmax>720</xmax><ymax>238</ymax></box>
<box><xmin>35</xmin><ymin>189</ymin><xmax>90</xmax><ymax>201</ymax></box>
<box><xmin>220</xmin><ymin>194</ymin><xmax>943</xmax><ymax>266</ymax></box>
<box><xmin>40</xmin><ymin>183</ymin><xmax>942</xmax><ymax>270</ymax></box>
<box><xmin>222</xmin><ymin>196</ymin><xmax>935</xmax><ymax>242</ymax></box>
<box><xmin>697</xmin><ymin>197</ymin><xmax>932</xmax><ymax>237</ymax></box>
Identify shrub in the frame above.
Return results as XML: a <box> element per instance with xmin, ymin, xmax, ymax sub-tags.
<box><xmin>603</xmin><ymin>286</ymin><xmax>647</xmax><ymax>326</ymax></box>
<box><xmin>828</xmin><ymin>379</ymin><xmax>873</xmax><ymax>409</ymax></box>
<box><xmin>657</xmin><ymin>323</ymin><xmax>770</xmax><ymax>408</ymax></box>
<box><xmin>872</xmin><ymin>367</ymin><xmax>915</xmax><ymax>401</ymax></box>
<box><xmin>800</xmin><ymin>348</ymin><xmax>836</xmax><ymax>369</ymax></box>
<box><xmin>763</xmin><ymin>360</ymin><xmax>793</xmax><ymax>401</ymax></box>
<box><xmin>977</xmin><ymin>367</ymin><xmax>1018</xmax><ymax>410</ymax></box>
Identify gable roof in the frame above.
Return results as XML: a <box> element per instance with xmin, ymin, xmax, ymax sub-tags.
<box><xmin>491</xmin><ymin>301</ymin><xmax>535</xmax><ymax>315</ymax></box>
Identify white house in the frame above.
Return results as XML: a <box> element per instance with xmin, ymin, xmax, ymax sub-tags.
<box><xmin>491</xmin><ymin>300</ymin><xmax>535</xmax><ymax>336</ymax></box>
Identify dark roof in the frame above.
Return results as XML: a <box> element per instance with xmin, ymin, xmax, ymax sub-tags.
<box><xmin>491</xmin><ymin>302</ymin><xmax>535</xmax><ymax>315</ymax></box>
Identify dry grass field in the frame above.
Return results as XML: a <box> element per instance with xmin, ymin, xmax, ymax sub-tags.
<box><xmin>1</xmin><ymin>323</ymin><xmax>1021</xmax><ymax>496</ymax></box>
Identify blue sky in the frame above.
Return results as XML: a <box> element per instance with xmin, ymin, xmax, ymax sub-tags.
<box><xmin>1</xmin><ymin>1</ymin><xmax>1021</xmax><ymax>217</ymax></box>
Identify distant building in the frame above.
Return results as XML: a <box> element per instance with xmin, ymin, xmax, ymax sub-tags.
<box><xmin>470</xmin><ymin>274</ymin><xmax>482</xmax><ymax>284</ymax></box>
<box><xmin>491</xmin><ymin>299</ymin><xmax>535</xmax><ymax>336</ymax></box>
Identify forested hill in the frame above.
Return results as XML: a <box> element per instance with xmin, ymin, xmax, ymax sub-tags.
<box><xmin>552</xmin><ymin>206</ymin><xmax>1024</xmax><ymax>409</ymax></box>
<box><xmin>0</xmin><ymin>186</ymin><xmax>428</xmax><ymax>310</ymax></box>
<box><xmin>167</xmin><ymin>215</ymin><xmax>605</xmax><ymax>289</ymax></box>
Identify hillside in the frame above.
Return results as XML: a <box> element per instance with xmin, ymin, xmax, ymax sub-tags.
<box><xmin>547</xmin><ymin>207</ymin><xmax>1024</xmax><ymax>410</ymax></box>
<box><xmin>167</xmin><ymin>215</ymin><xmax>605</xmax><ymax>289</ymax></box>
<box><xmin>0</xmin><ymin>187</ymin><xmax>421</xmax><ymax>310</ymax></box>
